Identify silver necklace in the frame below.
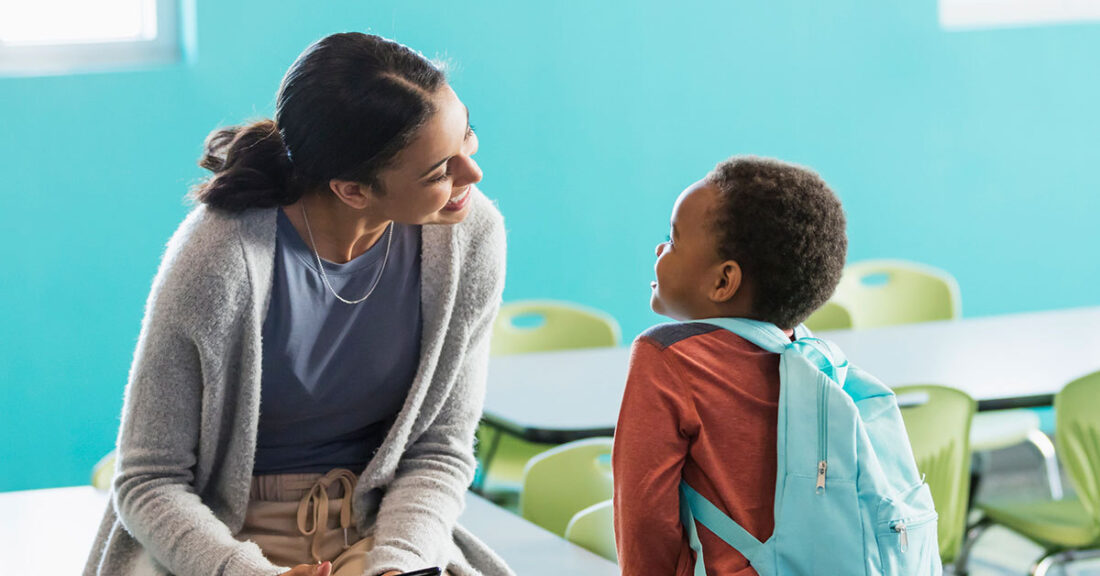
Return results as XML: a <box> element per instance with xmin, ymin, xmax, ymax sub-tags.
<box><xmin>300</xmin><ymin>202</ymin><xmax>393</xmax><ymax>305</ymax></box>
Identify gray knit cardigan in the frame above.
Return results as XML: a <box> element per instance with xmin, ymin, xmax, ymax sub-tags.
<box><xmin>83</xmin><ymin>188</ymin><xmax>513</xmax><ymax>576</ymax></box>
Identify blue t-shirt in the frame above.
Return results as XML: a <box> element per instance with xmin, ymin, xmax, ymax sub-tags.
<box><xmin>253</xmin><ymin>208</ymin><xmax>422</xmax><ymax>475</ymax></box>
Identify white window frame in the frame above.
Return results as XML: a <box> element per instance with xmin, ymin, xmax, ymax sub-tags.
<box><xmin>0</xmin><ymin>0</ymin><xmax>180</xmax><ymax>76</ymax></box>
<box><xmin>941</xmin><ymin>0</ymin><xmax>1100</xmax><ymax>30</ymax></box>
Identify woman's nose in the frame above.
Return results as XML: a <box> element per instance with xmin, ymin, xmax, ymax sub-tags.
<box><xmin>454</xmin><ymin>156</ymin><xmax>483</xmax><ymax>188</ymax></box>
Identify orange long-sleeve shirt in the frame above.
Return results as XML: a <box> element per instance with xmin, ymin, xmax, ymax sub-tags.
<box><xmin>613</xmin><ymin>322</ymin><xmax>782</xmax><ymax>576</ymax></box>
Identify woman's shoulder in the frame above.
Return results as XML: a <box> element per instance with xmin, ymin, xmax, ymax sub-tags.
<box><xmin>150</xmin><ymin>205</ymin><xmax>276</xmax><ymax>319</ymax></box>
<box><xmin>161</xmin><ymin>205</ymin><xmax>271</xmax><ymax>274</ymax></box>
<box><xmin>422</xmin><ymin>185</ymin><xmax>505</xmax><ymax>270</ymax></box>
<box><xmin>420</xmin><ymin>186</ymin><xmax>506</xmax><ymax>312</ymax></box>
<box><xmin>459</xmin><ymin>185</ymin><xmax>505</xmax><ymax>243</ymax></box>
<box><xmin>457</xmin><ymin>186</ymin><xmax>506</xmax><ymax>267</ymax></box>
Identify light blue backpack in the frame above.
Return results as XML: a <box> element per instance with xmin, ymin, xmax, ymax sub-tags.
<box><xmin>680</xmin><ymin>318</ymin><xmax>942</xmax><ymax>575</ymax></box>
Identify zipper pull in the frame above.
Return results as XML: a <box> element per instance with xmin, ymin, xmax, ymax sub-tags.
<box><xmin>894</xmin><ymin>522</ymin><xmax>908</xmax><ymax>552</ymax></box>
<box><xmin>816</xmin><ymin>460</ymin><xmax>827</xmax><ymax>493</ymax></box>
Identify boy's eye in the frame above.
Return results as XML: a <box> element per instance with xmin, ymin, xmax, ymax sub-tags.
<box><xmin>665</xmin><ymin>234</ymin><xmax>673</xmax><ymax>244</ymax></box>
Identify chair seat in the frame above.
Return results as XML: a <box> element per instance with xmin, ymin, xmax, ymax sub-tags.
<box><xmin>969</xmin><ymin>410</ymin><xmax>1040</xmax><ymax>452</ymax></box>
<box><xmin>979</xmin><ymin>498</ymin><xmax>1100</xmax><ymax>549</ymax></box>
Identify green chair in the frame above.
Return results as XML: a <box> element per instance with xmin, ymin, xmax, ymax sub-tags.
<box><xmin>565</xmin><ymin>499</ymin><xmax>617</xmax><ymax>562</ymax></box>
<box><xmin>478</xmin><ymin>301</ymin><xmax>620</xmax><ymax>497</ymax></box>
<box><xmin>520</xmin><ymin>437</ymin><xmax>614</xmax><ymax>536</ymax></box>
<box><xmin>966</xmin><ymin>371</ymin><xmax>1100</xmax><ymax>576</ymax></box>
<box><xmin>803</xmin><ymin>301</ymin><xmax>853</xmax><ymax>332</ymax></box>
<box><xmin>831</xmin><ymin>259</ymin><xmax>960</xmax><ymax>329</ymax></box>
<box><xmin>491</xmin><ymin>300</ymin><xmax>621</xmax><ymax>356</ymax></box>
<box><xmin>969</xmin><ymin>410</ymin><xmax>1063</xmax><ymax>501</ymax></box>
<box><xmin>896</xmin><ymin>385</ymin><xmax>976</xmax><ymax>564</ymax></box>
<box><xmin>92</xmin><ymin>450</ymin><xmax>116</xmax><ymax>492</ymax></box>
<box><xmin>836</xmin><ymin>260</ymin><xmax>1061</xmax><ymax>502</ymax></box>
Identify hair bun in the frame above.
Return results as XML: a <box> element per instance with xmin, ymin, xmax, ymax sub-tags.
<box><xmin>192</xmin><ymin>119</ymin><xmax>299</xmax><ymax>211</ymax></box>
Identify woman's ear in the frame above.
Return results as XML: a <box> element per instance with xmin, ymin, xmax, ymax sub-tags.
<box><xmin>328</xmin><ymin>178</ymin><xmax>373</xmax><ymax>210</ymax></box>
<box><xmin>709</xmin><ymin>260</ymin><xmax>743</xmax><ymax>303</ymax></box>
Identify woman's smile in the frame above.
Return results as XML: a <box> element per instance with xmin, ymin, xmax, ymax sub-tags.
<box><xmin>443</xmin><ymin>185</ymin><xmax>472</xmax><ymax>212</ymax></box>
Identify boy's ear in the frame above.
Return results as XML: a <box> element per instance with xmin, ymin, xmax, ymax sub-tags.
<box><xmin>328</xmin><ymin>178</ymin><xmax>373</xmax><ymax>210</ymax></box>
<box><xmin>709</xmin><ymin>260</ymin><xmax>742</xmax><ymax>303</ymax></box>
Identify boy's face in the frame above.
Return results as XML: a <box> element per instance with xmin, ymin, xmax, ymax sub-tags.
<box><xmin>650</xmin><ymin>180</ymin><xmax>724</xmax><ymax>320</ymax></box>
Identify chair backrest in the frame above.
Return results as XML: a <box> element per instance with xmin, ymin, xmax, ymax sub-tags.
<box><xmin>491</xmin><ymin>300</ymin><xmax>620</xmax><ymax>356</ymax></box>
<box><xmin>92</xmin><ymin>450</ymin><xmax>116</xmax><ymax>492</ymax></box>
<box><xmin>520</xmin><ymin>437</ymin><xmax>614</xmax><ymax>536</ymax></box>
<box><xmin>833</xmin><ymin>260</ymin><xmax>961</xmax><ymax>329</ymax></box>
<box><xmin>565</xmin><ymin>500</ymin><xmax>617</xmax><ymax>562</ymax></box>
<box><xmin>1055</xmin><ymin>370</ymin><xmax>1100</xmax><ymax>522</ymax></box>
<box><xmin>803</xmin><ymin>301</ymin><xmax>854</xmax><ymax>332</ymax></box>
<box><xmin>895</xmin><ymin>385</ymin><xmax>975</xmax><ymax>563</ymax></box>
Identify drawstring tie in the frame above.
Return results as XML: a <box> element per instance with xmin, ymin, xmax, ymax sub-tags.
<box><xmin>296</xmin><ymin>468</ymin><xmax>359</xmax><ymax>563</ymax></box>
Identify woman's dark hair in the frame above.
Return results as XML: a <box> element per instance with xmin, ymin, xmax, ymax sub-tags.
<box><xmin>192</xmin><ymin>33</ymin><xmax>446</xmax><ymax>211</ymax></box>
<box><xmin>706</xmin><ymin>156</ymin><xmax>848</xmax><ymax>329</ymax></box>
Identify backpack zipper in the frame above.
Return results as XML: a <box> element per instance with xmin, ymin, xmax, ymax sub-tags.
<box><xmin>816</xmin><ymin>378</ymin><xmax>828</xmax><ymax>493</ymax></box>
<box><xmin>893</xmin><ymin>521</ymin><xmax>909</xmax><ymax>552</ymax></box>
<box><xmin>886</xmin><ymin>512</ymin><xmax>936</xmax><ymax>552</ymax></box>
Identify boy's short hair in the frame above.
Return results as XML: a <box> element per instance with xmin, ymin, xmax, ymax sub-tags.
<box><xmin>706</xmin><ymin>156</ymin><xmax>847</xmax><ymax>329</ymax></box>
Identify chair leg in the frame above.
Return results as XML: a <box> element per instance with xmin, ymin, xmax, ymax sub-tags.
<box><xmin>968</xmin><ymin>452</ymin><xmax>985</xmax><ymax>511</ymax></box>
<box><xmin>954</xmin><ymin>516</ymin><xmax>992</xmax><ymax>576</ymax></box>
<box><xmin>1029</xmin><ymin>549</ymin><xmax>1065</xmax><ymax>576</ymax></box>
<box><xmin>472</xmin><ymin>425</ymin><xmax>504</xmax><ymax>494</ymax></box>
<box><xmin>1025</xmin><ymin>429</ymin><xmax>1064</xmax><ymax>500</ymax></box>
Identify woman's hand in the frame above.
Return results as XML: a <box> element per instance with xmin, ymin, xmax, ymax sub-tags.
<box><xmin>280</xmin><ymin>561</ymin><xmax>332</xmax><ymax>576</ymax></box>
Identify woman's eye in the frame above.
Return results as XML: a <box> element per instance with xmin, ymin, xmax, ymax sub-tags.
<box><xmin>428</xmin><ymin>171</ymin><xmax>450</xmax><ymax>184</ymax></box>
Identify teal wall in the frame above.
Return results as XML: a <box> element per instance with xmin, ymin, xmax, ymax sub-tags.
<box><xmin>2</xmin><ymin>1</ymin><xmax>1098</xmax><ymax>491</ymax></box>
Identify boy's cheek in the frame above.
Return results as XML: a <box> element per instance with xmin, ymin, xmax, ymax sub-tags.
<box><xmin>650</xmin><ymin>290</ymin><xmax>664</xmax><ymax>315</ymax></box>
<box><xmin>650</xmin><ymin>289</ymin><xmax>676</xmax><ymax>319</ymax></box>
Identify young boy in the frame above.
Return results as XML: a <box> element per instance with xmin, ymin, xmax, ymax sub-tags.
<box><xmin>612</xmin><ymin>156</ymin><xmax>847</xmax><ymax>576</ymax></box>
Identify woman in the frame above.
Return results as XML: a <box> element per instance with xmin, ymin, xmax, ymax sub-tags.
<box><xmin>84</xmin><ymin>33</ymin><xmax>509</xmax><ymax>576</ymax></box>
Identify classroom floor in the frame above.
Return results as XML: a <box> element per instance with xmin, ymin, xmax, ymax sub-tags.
<box><xmin>952</xmin><ymin>440</ymin><xmax>1100</xmax><ymax>576</ymax></box>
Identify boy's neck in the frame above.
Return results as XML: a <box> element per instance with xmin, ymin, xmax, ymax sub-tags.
<box><xmin>684</xmin><ymin>303</ymin><xmax>796</xmax><ymax>339</ymax></box>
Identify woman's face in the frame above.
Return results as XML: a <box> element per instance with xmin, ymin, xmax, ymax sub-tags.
<box><xmin>369</xmin><ymin>85</ymin><xmax>482</xmax><ymax>226</ymax></box>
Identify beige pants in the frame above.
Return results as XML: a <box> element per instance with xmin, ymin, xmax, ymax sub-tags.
<box><xmin>238</xmin><ymin>469</ymin><xmax>452</xmax><ymax>576</ymax></box>
<box><xmin>237</xmin><ymin>469</ymin><xmax>376</xmax><ymax>575</ymax></box>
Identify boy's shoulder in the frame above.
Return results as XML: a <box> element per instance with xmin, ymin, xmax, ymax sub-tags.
<box><xmin>636</xmin><ymin>321</ymin><xmax>724</xmax><ymax>351</ymax></box>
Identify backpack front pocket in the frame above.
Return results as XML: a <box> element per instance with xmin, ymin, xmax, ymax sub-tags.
<box><xmin>875</xmin><ymin>483</ymin><xmax>941</xmax><ymax>575</ymax></box>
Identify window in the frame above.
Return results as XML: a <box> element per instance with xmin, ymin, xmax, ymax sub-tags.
<box><xmin>940</xmin><ymin>0</ymin><xmax>1100</xmax><ymax>30</ymax></box>
<box><xmin>0</xmin><ymin>0</ymin><xmax>180</xmax><ymax>76</ymax></box>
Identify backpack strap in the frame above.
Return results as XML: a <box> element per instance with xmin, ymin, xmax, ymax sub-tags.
<box><xmin>696</xmin><ymin>317</ymin><xmax>848</xmax><ymax>385</ymax></box>
<box><xmin>680</xmin><ymin>482</ymin><xmax>775</xmax><ymax>574</ymax></box>
<box><xmin>679</xmin><ymin>483</ymin><xmax>710</xmax><ymax>576</ymax></box>
<box><xmin>694</xmin><ymin>317</ymin><xmax>805</xmax><ymax>353</ymax></box>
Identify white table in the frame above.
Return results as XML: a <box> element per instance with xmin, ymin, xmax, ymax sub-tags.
<box><xmin>482</xmin><ymin>306</ymin><xmax>1100</xmax><ymax>443</ymax></box>
<box><xmin>0</xmin><ymin>486</ymin><xmax>618</xmax><ymax>576</ymax></box>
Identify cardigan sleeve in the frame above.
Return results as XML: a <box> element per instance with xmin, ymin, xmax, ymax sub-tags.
<box><xmin>111</xmin><ymin>215</ymin><xmax>284</xmax><ymax>576</ymax></box>
<box><xmin>364</xmin><ymin>198</ymin><xmax>507</xmax><ymax>575</ymax></box>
